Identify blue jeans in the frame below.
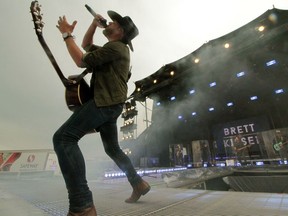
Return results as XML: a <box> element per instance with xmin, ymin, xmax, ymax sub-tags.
<box><xmin>53</xmin><ymin>100</ymin><xmax>141</xmax><ymax>212</ymax></box>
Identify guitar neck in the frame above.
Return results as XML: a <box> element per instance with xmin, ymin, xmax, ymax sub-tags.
<box><xmin>30</xmin><ymin>1</ymin><xmax>71</xmax><ymax>87</ymax></box>
<box><xmin>30</xmin><ymin>1</ymin><xmax>92</xmax><ymax>112</ymax></box>
<box><xmin>37</xmin><ymin>36</ymin><xmax>69</xmax><ymax>87</ymax></box>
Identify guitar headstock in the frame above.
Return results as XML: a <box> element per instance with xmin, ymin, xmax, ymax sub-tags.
<box><xmin>30</xmin><ymin>1</ymin><xmax>44</xmax><ymax>37</ymax></box>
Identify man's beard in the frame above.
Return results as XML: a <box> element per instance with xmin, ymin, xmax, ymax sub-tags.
<box><xmin>103</xmin><ymin>28</ymin><xmax>113</xmax><ymax>37</ymax></box>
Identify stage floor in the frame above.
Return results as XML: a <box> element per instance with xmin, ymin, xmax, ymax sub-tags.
<box><xmin>0</xmin><ymin>172</ymin><xmax>288</xmax><ymax>216</ymax></box>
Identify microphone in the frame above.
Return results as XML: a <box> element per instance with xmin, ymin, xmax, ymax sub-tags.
<box><xmin>85</xmin><ymin>4</ymin><xmax>107</xmax><ymax>27</ymax></box>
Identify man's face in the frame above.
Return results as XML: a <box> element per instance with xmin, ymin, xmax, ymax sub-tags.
<box><xmin>276</xmin><ymin>132</ymin><xmax>282</xmax><ymax>137</ymax></box>
<box><xmin>103</xmin><ymin>21</ymin><xmax>124</xmax><ymax>40</ymax></box>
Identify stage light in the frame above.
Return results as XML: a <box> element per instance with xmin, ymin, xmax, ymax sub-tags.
<box><xmin>156</xmin><ymin>102</ymin><xmax>161</xmax><ymax>106</ymax></box>
<box><xmin>170</xmin><ymin>71</ymin><xmax>175</xmax><ymax>76</ymax></box>
<box><xmin>137</xmin><ymin>87</ymin><xmax>141</xmax><ymax>92</ymax></box>
<box><xmin>275</xmin><ymin>89</ymin><xmax>284</xmax><ymax>94</ymax></box>
<box><xmin>266</xmin><ymin>59</ymin><xmax>276</xmax><ymax>66</ymax></box>
<box><xmin>105</xmin><ymin>168</ymin><xmax>187</xmax><ymax>179</ymax></box>
<box><xmin>122</xmin><ymin>100</ymin><xmax>138</xmax><ymax>120</ymax></box>
<box><xmin>278</xmin><ymin>160</ymin><xmax>287</xmax><ymax>165</ymax></box>
<box><xmin>224</xmin><ymin>43</ymin><xmax>230</xmax><ymax>48</ymax></box>
<box><xmin>209</xmin><ymin>82</ymin><xmax>216</xmax><ymax>87</ymax></box>
<box><xmin>209</xmin><ymin>107</ymin><xmax>215</xmax><ymax>111</ymax></box>
<box><xmin>227</xmin><ymin>102</ymin><xmax>234</xmax><ymax>107</ymax></box>
<box><xmin>124</xmin><ymin>102</ymin><xmax>131</xmax><ymax>110</ymax></box>
<box><xmin>269</xmin><ymin>13</ymin><xmax>278</xmax><ymax>23</ymax></box>
<box><xmin>217</xmin><ymin>163</ymin><xmax>226</xmax><ymax>167</ymax></box>
<box><xmin>192</xmin><ymin>112</ymin><xmax>197</xmax><ymax>116</ymax></box>
<box><xmin>194</xmin><ymin>58</ymin><xmax>200</xmax><ymax>63</ymax></box>
<box><xmin>258</xmin><ymin>25</ymin><xmax>265</xmax><ymax>32</ymax></box>
<box><xmin>178</xmin><ymin>115</ymin><xmax>183</xmax><ymax>119</ymax></box>
<box><xmin>189</xmin><ymin>89</ymin><xmax>195</xmax><ymax>95</ymax></box>
<box><xmin>124</xmin><ymin>119</ymin><xmax>134</xmax><ymax>126</ymax></box>
<box><xmin>256</xmin><ymin>161</ymin><xmax>264</xmax><ymax>166</ymax></box>
<box><xmin>153</xmin><ymin>79</ymin><xmax>157</xmax><ymax>84</ymax></box>
<box><xmin>250</xmin><ymin>96</ymin><xmax>258</xmax><ymax>101</ymax></box>
<box><xmin>237</xmin><ymin>71</ymin><xmax>245</xmax><ymax>77</ymax></box>
<box><xmin>170</xmin><ymin>96</ymin><xmax>176</xmax><ymax>101</ymax></box>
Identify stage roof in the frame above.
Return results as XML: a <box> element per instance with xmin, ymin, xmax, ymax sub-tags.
<box><xmin>131</xmin><ymin>8</ymin><xmax>288</xmax><ymax>132</ymax></box>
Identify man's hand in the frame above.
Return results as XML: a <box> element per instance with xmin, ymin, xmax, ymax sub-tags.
<box><xmin>92</xmin><ymin>14</ymin><xmax>107</xmax><ymax>28</ymax></box>
<box><xmin>56</xmin><ymin>15</ymin><xmax>84</xmax><ymax>67</ymax></box>
<box><xmin>56</xmin><ymin>16</ymin><xmax>77</xmax><ymax>34</ymax></box>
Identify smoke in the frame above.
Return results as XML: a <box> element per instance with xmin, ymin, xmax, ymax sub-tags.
<box><xmin>141</xmin><ymin>18</ymin><xmax>284</xmax><ymax>145</ymax></box>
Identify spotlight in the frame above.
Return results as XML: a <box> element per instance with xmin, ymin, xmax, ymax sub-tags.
<box><xmin>122</xmin><ymin>100</ymin><xmax>138</xmax><ymax>120</ymax></box>
<box><xmin>250</xmin><ymin>96</ymin><xmax>258</xmax><ymax>101</ymax></box>
<box><xmin>275</xmin><ymin>89</ymin><xmax>284</xmax><ymax>94</ymax></box>
<box><xmin>209</xmin><ymin>107</ymin><xmax>215</xmax><ymax>111</ymax></box>
<box><xmin>227</xmin><ymin>102</ymin><xmax>234</xmax><ymax>107</ymax></box>
<box><xmin>156</xmin><ymin>102</ymin><xmax>161</xmax><ymax>106</ymax></box>
<box><xmin>124</xmin><ymin>102</ymin><xmax>131</xmax><ymax>110</ymax></box>
<box><xmin>266</xmin><ymin>59</ymin><xmax>276</xmax><ymax>66</ymax></box>
<box><xmin>170</xmin><ymin>96</ymin><xmax>176</xmax><ymax>101</ymax></box>
<box><xmin>258</xmin><ymin>25</ymin><xmax>265</xmax><ymax>32</ymax></box>
<box><xmin>237</xmin><ymin>71</ymin><xmax>245</xmax><ymax>77</ymax></box>
<box><xmin>192</xmin><ymin>112</ymin><xmax>197</xmax><ymax>116</ymax></box>
<box><xmin>209</xmin><ymin>82</ymin><xmax>216</xmax><ymax>87</ymax></box>
<box><xmin>224</xmin><ymin>43</ymin><xmax>230</xmax><ymax>48</ymax></box>
<box><xmin>189</xmin><ymin>89</ymin><xmax>195</xmax><ymax>94</ymax></box>
<box><xmin>268</xmin><ymin>13</ymin><xmax>278</xmax><ymax>23</ymax></box>
<box><xmin>217</xmin><ymin>163</ymin><xmax>226</xmax><ymax>167</ymax></box>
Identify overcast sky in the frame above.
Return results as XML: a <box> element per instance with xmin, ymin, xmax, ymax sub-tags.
<box><xmin>1</xmin><ymin>0</ymin><xmax>288</xmax><ymax>159</ymax></box>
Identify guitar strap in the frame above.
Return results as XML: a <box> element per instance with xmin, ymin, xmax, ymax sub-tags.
<box><xmin>72</xmin><ymin>68</ymin><xmax>91</xmax><ymax>84</ymax></box>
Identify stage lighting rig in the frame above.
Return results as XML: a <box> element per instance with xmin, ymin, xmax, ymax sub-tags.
<box><xmin>121</xmin><ymin>100</ymin><xmax>138</xmax><ymax>120</ymax></box>
<box><xmin>120</xmin><ymin>99</ymin><xmax>138</xmax><ymax>140</ymax></box>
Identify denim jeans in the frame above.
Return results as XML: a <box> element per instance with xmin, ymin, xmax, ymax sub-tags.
<box><xmin>53</xmin><ymin>99</ymin><xmax>141</xmax><ymax>212</ymax></box>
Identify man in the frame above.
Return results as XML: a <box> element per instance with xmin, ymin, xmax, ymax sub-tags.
<box><xmin>55</xmin><ymin>10</ymin><xmax>150</xmax><ymax>216</ymax></box>
<box><xmin>200</xmin><ymin>141</ymin><xmax>211</xmax><ymax>167</ymax></box>
<box><xmin>233</xmin><ymin>135</ymin><xmax>250</xmax><ymax>166</ymax></box>
<box><xmin>272</xmin><ymin>130</ymin><xmax>288</xmax><ymax>164</ymax></box>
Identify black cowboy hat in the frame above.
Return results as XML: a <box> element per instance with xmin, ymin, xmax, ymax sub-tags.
<box><xmin>107</xmin><ymin>10</ymin><xmax>139</xmax><ymax>51</ymax></box>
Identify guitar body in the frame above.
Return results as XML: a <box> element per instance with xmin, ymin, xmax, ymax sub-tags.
<box><xmin>65</xmin><ymin>75</ymin><xmax>92</xmax><ymax>111</ymax></box>
<box><xmin>273</xmin><ymin>142</ymin><xmax>283</xmax><ymax>152</ymax></box>
<box><xmin>272</xmin><ymin>140</ymin><xmax>288</xmax><ymax>152</ymax></box>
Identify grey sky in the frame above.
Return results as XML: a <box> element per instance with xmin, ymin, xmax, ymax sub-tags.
<box><xmin>1</xmin><ymin>0</ymin><xmax>287</xmax><ymax>159</ymax></box>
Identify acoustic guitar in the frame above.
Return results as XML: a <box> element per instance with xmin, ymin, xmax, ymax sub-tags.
<box><xmin>30</xmin><ymin>1</ymin><xmax>92</xmax><ymax>111</ymax></box>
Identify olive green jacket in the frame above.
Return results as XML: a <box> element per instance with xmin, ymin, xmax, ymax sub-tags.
<box><xmin>82</xmin><ymin>41</ymin><xmax>130</xmax><ymax>107</ymax></box>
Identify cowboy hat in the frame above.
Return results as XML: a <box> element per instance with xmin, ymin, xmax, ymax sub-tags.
<box><xmin>107</xmin><ymin>10</ymin><xmax>139</xmax><ymax>51</ymax></box>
